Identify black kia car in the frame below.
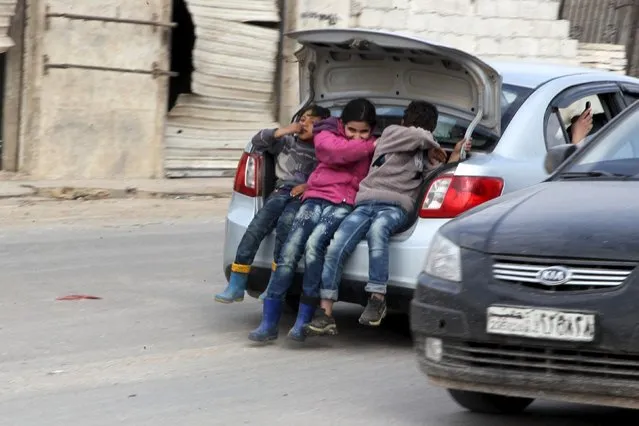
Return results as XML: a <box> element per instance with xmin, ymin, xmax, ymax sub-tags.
<box><xmin>411</xmin><ymin>101</ymin><xmax>639</xmax><ymax>414</ymax></box>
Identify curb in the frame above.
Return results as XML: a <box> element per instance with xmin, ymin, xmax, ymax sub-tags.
<box><xmin>6</xmin><ymin>185</ymin><xmax>233</xmax><ymax>201</ymax></box>
<box><xmin>0</xmin><ymin>186</ymin><xmax>36</xmax><ymax>199</ymax></box>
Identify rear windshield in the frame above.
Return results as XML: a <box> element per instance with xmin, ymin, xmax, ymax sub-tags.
<box><xmin>329</xmin><ymin>84</ymin><xmax>532</xmax><ymax>152</ymax></box>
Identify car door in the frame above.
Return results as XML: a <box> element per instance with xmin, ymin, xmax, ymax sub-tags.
<box><xmin>544</xmin><ymin>82</ymin><xmax>626</xmax><ymax>150</ymax></box>
<box><xmin>619</xmin><ymin>82</ymin><xmax>639</xmax><ymax>107</ymax></box>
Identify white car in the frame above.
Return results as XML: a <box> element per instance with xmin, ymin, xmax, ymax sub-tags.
<box><xmin>223</xmin><ymin>28</ymin><xmax>639</xmax><ymax>312</ymax></box>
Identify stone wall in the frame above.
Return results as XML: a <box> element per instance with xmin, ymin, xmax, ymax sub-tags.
<box><xmin>280</xmin><ymin>0</ymin><xmax>582</xmax><ymax>121</ymax></box>
<box><xmin>577</xmin><ymin>43</ymin><xmax>627</xmax><ymax>75</ymax></box>
<box><xmin>20</xmin><ymin>0</ymin><xmax>171</xmax><ymax>179</ymax></box>
<box><xmin>353</xmin><ymin>0</ymin><xmax>578</xmax><ymax>64</ymax></box>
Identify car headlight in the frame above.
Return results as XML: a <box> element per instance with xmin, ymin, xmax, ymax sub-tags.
<box><xmin>424</xmin><ymin>232</ymin><xmax>462</xmax><ymax>282</ymax></box>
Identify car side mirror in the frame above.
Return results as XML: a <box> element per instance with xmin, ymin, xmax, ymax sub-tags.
<box><xmin>544</xmin><ymin>144</ymin><xmax>577</xmax><ymax>174</ymax></box>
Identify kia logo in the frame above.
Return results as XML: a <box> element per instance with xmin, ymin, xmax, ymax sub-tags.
<box><xmin>536</xmin><ymin>266</ymin><xmax>572</xmax><ymax>286</ymax></box>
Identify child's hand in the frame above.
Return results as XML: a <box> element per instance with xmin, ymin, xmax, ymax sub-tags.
<box><xmin>290</xmin><ymin>183</ymin><xmax>308</xmax><ymax>197</ymax></box>
<box><xmin>275</xmin><ymin>123</ymin><xmax>303</xmax><ymax>138</ymax></box>
<box><xmin>454</xmin><ymin>139</ymin><xmax>472</xmax><ymax>154</ymax></box>
<box><xmin>428</xmin><ymin>146</ymin><xmax>448</xmax><ymax>164</ymax></box>
<box><xmin>571</xmin><ymin>108</ymin><xmax>593</xmax><ymax>145</ymax></box>
<box><xmin>448</xmin><ymin>139</ymin><xmax>472</xmax><ymax>163</ymax></box>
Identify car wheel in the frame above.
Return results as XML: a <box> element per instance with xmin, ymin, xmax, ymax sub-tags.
<box><xmin>284</xmin><ymin>294</ymin><xmax>300</xmax><ymax>313</ymax></box>
<box><xmin>448</xmin><ymin>389</ymin><xmax>534</xmax><ymax>414</ymax></box>
<box><xmin>382</xmin><ymin>312</ymin><xmax>412</xmax><ymax>339</ymax></box>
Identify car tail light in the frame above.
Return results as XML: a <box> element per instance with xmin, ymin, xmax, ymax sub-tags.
<box><xmin>419</xmin><ymin>175</ymin><xmax>504</xmax><ymax>219</ymax></box>
<box><xmin>233</xmin><ymin>152</ymin><xmax>262</xmax><ymax>197</ymax></box>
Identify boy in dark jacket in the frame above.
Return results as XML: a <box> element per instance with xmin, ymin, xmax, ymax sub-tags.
<box><xmin>305</xmin><ymin>101</ymin><xmax>470</xmax><ymax>334</ymax></box>
<box><xmin>215</xmin><ymin>105</ymin><xmax>331</xmax><ymax>303</ymax></box>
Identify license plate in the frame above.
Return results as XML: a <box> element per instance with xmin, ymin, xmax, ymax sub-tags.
<box><xmin>486</xmin><ymin>306</ymin><xmax>596</xmax><ymax>342</ymax></box>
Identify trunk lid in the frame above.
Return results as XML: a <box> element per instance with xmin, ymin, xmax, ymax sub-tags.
<box><xmin>287</xmin><ymin>28</ymin><xmax>503</xmax><ymax>137</ymax></box>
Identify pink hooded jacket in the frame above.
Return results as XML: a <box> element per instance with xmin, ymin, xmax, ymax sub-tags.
<box><xmin>302</xmin><ymin>117</ymin><xmax>376</xmax><ymax>206</ymax></box>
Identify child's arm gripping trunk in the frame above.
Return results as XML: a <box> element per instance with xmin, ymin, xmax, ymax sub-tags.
<box><xmin>251</xmin><ymin>129</ymin><xmax>288</xmax><ymax>155</ymax></box>
<box><xmin>374</xmin><ymin>125</ymin><xmax>440</xmax><ymax>156</ymax></box>
<box><xmin>314</xmin><ymin>131</ymin><xmax>375</xmax><ymax>166</ymax></box>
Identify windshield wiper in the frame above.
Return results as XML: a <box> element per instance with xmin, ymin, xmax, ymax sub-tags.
<box><xmin>558</xmin><ymin>170</ymin><xmax>633</xmax><ymax>180</ymax></box>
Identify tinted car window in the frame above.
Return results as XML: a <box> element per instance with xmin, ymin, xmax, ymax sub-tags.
<box><xmin>624</xmin><ymin>93</ymin><xmax>639</xmax><ymax>106</ymax></box>
<box><xmin>565</xmin><ymin>108</ymin><xmax>639</xmax><ymax>176</ymax></box>
<box><xmin>329</xmin><ymin>84</ymin><xmax>531</xmax><ymax>152</ymax></box>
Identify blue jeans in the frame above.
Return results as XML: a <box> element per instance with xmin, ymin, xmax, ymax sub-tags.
<box><xmin>234</xmin><ymin>188</ymin><xmax>301</xmax><ymax>266</ymax></box>
<box><xmin>266</xmin><ymin>198</ymin><xmax>352</xmax><ymax>301</ymax></box>
<box><xmin>321</xmin><ymin>202</ymin><xmax>408</xmax><ymax>300</ymax></box>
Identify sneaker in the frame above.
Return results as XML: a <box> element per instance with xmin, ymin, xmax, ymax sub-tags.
<box><xmin>304</xmin><ymin>308</ymin><xmax>338</xmax><ymax>336</ymax></box>
<box><xmin>359</xmin><ymin>297</ymin><xmax>387</xmax><ymax>326</ymax></box>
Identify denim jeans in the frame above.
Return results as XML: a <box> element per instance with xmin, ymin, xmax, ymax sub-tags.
<box><xmin>266</xmin><ymin>198</ymin><xmax>352</xmax><ymax>301</ymax></box>
<box><xmin>321</xmin><ymin>201</ymin><xmax>408</xmax><ymax>300</ymax></box>
<box><xmin>234</xmin><ymin>188</ymin><xmax>301</xmax><ymax>266</ymax></box>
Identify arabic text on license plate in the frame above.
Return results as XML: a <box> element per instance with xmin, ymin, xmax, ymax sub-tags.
<box><xmin>486</xmin><ymin>306</ymin><xmax>595</xmax><ymax>342</ymax></box>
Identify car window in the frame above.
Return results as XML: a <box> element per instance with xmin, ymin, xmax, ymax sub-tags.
<box><xmin>623</xmin><ymin>92</ymin><xmax>639</xmax><ymax>106</ymax></box>
<box><xmin>545</xmin><ymin>113</ymin><xmax>565</xmax><ymax>149</ymax></box>
<box><xmin>565</xmin><ymin>107</ymin><xmax>639</xmax><ymax>176</ymax></box>
<box><xmin>500</xmin><ymin>84</ymin><xmax>533</xmax><ymax>130</ymax></box>
<box><xmin>328</xmin><ymin>84</ymin><xmax>531</xmax><ymax>152</ymax></box>
<box><xmin>545</xmin><ymin>92</ymin><xmax>618</xmax><ymax>149</ymax></box>
<box><xmin>330</xmin><ymin>106</ymin><xmax>496</xmax><ymax>150</ymax></box>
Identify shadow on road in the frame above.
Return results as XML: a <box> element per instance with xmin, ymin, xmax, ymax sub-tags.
<box><xmin>283</xmin><ymin>304</ymin><xmax>413</xmax><ymax>351</ymax></box>
<box><xmin>436</xmin><ymin>403</ymin><xmax>639</xmax><ymax>425</ymax></box>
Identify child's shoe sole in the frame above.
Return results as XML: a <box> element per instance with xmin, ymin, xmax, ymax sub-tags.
<box><xmin>248</xmin><ymin>333</ymin><xmax>278</xmax><ymax>342</ymax></box>
<box><xmin>214</xmin><ymin>296</ymin><xmax>244</xmax><ymax>304</ymax></box>
<box><xmin>305</xmin><ymin>324</ymin><xmax>338</xmax><ymax>336</ymax></box>
<box><xmin>358</xmin><ymin>306</ymin><xmax>387</xmax><ymax>327</ymax></box>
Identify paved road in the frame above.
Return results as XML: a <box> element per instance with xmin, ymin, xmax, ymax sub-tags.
<box><xmin>2</xmin><ymin>218</ymin><xmax>638</xmax><ymax>425</ymax></box>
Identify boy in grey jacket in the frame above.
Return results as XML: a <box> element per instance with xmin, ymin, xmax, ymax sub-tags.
<box><xmin>305</xmin><ymin>101</ymin><xmax>469</xmax><ymax>334</ymax></box>
<box><xmin>215</xmin><ymin>105</ymin><xmax>330</xmax><ymax>303</ymax></box>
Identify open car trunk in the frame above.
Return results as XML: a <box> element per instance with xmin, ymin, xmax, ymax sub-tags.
<box><xmin>288</xmin><ymin>28</ymin><xmax>502</xmax><ymax>138</ymax></box>
<box><xmin>259</xmin><ymin>147</ymin><xmax>460</xmax><ymax>235</ymax></box>
<box><xmin>259</xmin><ymin>29</ymin><xmax>504</xmax><ymax>231</ymax></box>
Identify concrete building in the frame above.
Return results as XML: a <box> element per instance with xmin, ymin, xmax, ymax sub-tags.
<box><xmin>0</xmin><ymin>0</ymin><xmax>629</xmax><ymax>179</ymax></box>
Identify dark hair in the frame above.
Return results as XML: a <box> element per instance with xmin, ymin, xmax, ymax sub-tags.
<box><xmin>340</xmin><ymin>98</ymin><xmax>377</xmax><ymax>129</ymax></box>
<box><xmin>303</xmin><ymin>104</ymin><xmax>331</xmax><ymax>119</ymax></box>
<box><xmin>403</xmin><ymin>101</ymin><xmax>438</xmax><ymax>132</ymax></box>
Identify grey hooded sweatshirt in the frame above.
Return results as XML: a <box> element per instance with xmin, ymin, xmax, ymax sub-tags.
<box><xmin>355</xmin><ymin>125</ymin><xmax>440</xmax><ymax>213</ymax></box>
<box><xmin>252</xmin><ymin>129</ymin><xmax>317</xmax><ymax>189</ymax></box>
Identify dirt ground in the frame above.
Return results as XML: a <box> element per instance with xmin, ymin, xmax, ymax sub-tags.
<box><xmin>0</xmin><ymin>196</ymin><xmax>231</xmax><ymax>228</ymax></box>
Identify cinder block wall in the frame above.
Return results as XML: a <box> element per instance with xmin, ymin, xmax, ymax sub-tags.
<box><xmin>354</xmin><ymin>0</ymin><xmax>579</xmax><ymax>63</ymax></box>
<box><xmin>577</xmin><ymin>43</ymin><xmax>627</xmax><ymax>74</ymax></box>
<box><xmin>280</xmin><ymin>0</ymin><xmax>584</xmax><ymax>121</ymax></box>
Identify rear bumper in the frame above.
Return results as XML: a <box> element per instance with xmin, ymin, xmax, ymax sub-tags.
<box><xmin>225</xmin><ymin>265</ymin><xmax>415</xmax><ymax>312</ymax></box>
<box><xmin>223</xmin><ymin>194</ymin><xmax>450</xmax><ymax>293</ymax></box>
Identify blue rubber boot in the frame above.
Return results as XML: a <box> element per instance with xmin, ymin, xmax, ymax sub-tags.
<box><xmin>215</xmin><ymin>271</ymin><xmax>247</xmax><ymax>303</ymax></box>
<box><xmin>259</xmin><ymin>290</ymin><xmax>287</xmax><ymax>303</ymax></box>
<box><xmin>287</xmin><ymin>302</ymin><xmax>316</xmax><ymax>342</ymax></box>
<box><xmin>248</xmin><ymin>298</ymin><xmax>283</xmax><ymax>342</ymax></box>
<box><xmin>260</xmin><ymin>261</ymin><xmax>277</xmax><ymax>303</ymax></box>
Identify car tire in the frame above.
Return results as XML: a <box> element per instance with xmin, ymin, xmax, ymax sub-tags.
<box><xmin>382</xmin><ymin>312</ymin><xmax>412</xmax><ymax>339</ymax></box>
<box><xmin>448</xmin><ymin>389</ymin><xmax>534</xmax><ymax>414</ymax></box>
<box><xmin>284</xmin><ymin>294</ymin><xmax>300</xmax><ymax>313</ymax></box>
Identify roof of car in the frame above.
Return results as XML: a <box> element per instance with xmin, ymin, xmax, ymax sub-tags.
<box><xmin>489</xmin><ymin>61</ymin><xmax>606</xmax><ymax>89</ymax></box>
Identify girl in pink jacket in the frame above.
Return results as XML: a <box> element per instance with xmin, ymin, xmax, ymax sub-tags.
<box><xmin>249</xmin><ymin>98</ymin><xmax>377</xmax><ymax>343</ymax></box>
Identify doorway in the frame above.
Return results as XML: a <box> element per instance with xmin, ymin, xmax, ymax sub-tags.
<box><xmin>168</xmin><ymin>0</ymin><xmax>195</xmax><ymax>111</ymax></box>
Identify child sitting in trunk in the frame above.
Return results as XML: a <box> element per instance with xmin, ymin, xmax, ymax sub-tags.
<box><xmin>305</xmin><ymin>101</ymin><xmax>471</xmax><ymax>336</ymax></box>
<box><xmin>215</xmin><ymin>105</ymin><xmax>330</xmax><ymax>304</ymax></box>
<box><xmin>248</xmin><ymin>98</ymin><xmax>378</xmax><ymax>343</ymax></box>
